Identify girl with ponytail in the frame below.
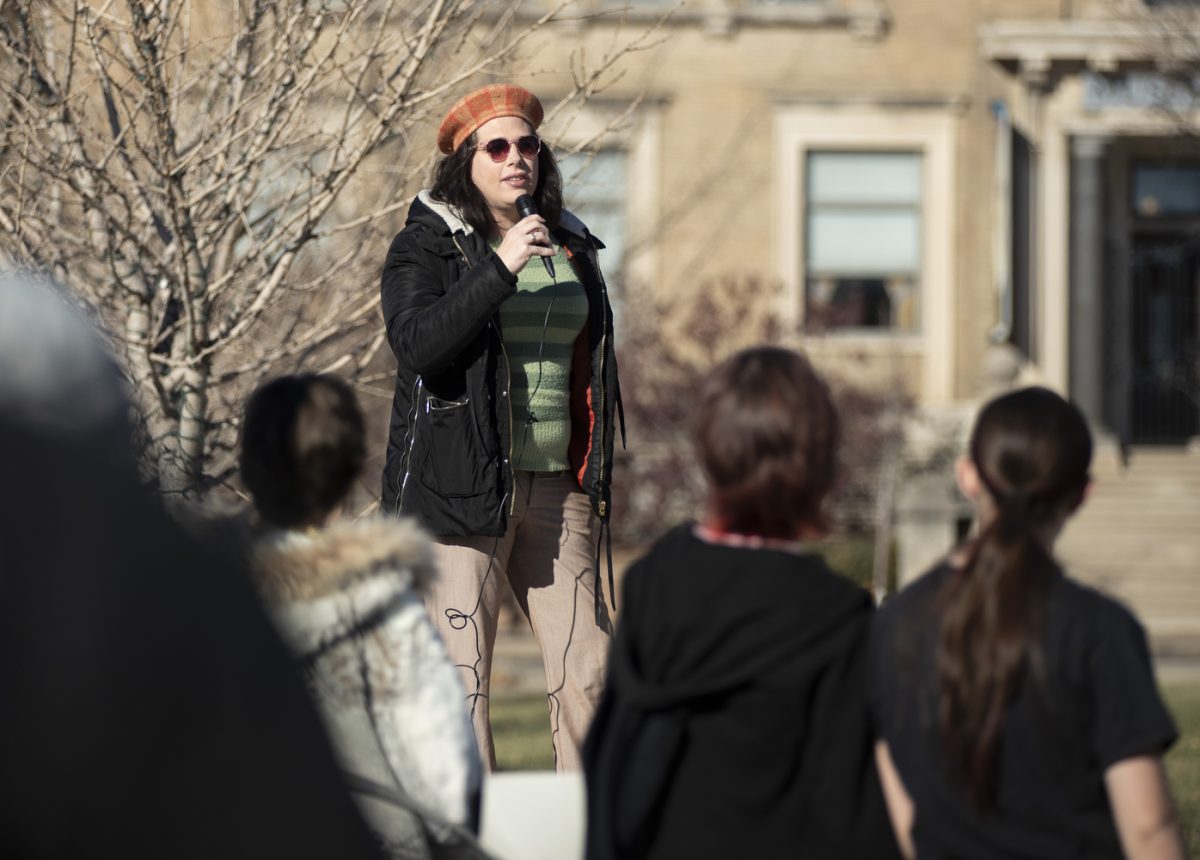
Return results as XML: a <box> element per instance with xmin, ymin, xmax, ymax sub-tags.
<box><xmin>869</xmin><ymin>388</ymin><xmax>1185</xmax><ymax>860</ymax></box>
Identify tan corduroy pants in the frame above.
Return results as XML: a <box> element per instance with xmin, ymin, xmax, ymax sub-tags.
<box><xmin>427</xmin><ymin>471</ymin><xmax>611</xmax><ymax>772</ymax></box>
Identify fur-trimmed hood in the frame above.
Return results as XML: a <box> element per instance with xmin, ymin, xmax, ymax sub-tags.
<box><xmin>252</xmin><ymin>516</ymin><xmax>437</xmax><ymax>662</ymax></box>
<box><xmin>252</xmin><ymin>515</ymin><xmax>481</xmax><ymax>840</ymax></box>
<box><xmin>254</xmin><ymin>516</ymin><xmax>435</xmax><ymax>604</ymax></box>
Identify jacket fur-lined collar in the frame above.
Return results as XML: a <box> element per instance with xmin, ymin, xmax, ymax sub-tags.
<box><xmin>253</xmin><ymin>517</ymin><xmax>436</xmax><ymax>661</ymax></box>
<box><xmin>414</xmin><ymin>188</ymin><xmax>593</xmax><ymax>242</ymax></box>
<box><xmin>254</xmin><ymin>516</ymin><xmax>434</xmax><ymax>604</ymax></box>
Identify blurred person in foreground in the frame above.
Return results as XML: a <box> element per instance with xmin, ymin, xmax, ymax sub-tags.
<box><xmin>240</xmin><ymin>373</ymin><xmax>484</xmax><ymax>859</ymax></box>
<box><xmin>0</xmin><ymin>275</ymin><xmax>383</xmax><ymax>858</ymax></box>
<box><xmin>870</xmin><ymin>387</ymin><xmax>1185</xmax><ymax>860</ymax></box>
<box><xmin>583</xmin><ymin>346</ymin><xmax>900</xmax><ymax>860</ymax></box>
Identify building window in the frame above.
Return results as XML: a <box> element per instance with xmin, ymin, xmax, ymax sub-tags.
<box><xmin>804</xmin><ymin>151</ymin><xmax>922</xmax><ymax>331</ymax></box>
<box><xmin>1132</xmin><ymin>163</ymin><xmax>1200</xmax><ymax>217</ymax></box>
<box><xmin>559</xmin><ymin>148</ymin><xmax>628</xmax><ymax>310</ymax></box>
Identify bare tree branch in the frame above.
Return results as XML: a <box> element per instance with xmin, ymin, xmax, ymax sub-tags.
<box><xmin>0</xmin><ymin>0</ymin><xmax>658</xmax><ymax>496</ymax></box>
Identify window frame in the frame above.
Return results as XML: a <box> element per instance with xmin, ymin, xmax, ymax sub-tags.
<box><xmin>558</xmin><ymin>147</ymin><xmax>632</xmax><ymax>287</ymax></box>
<box><xmin>773</xmin><ymin>104</ymin><xmax>959</xmax><ymax>403</ymax></box>
<box><xmin>538</xmin><ymin>97</ymin><xmax>664</xmax><ymax>323</ymax></box>
<box><xmin>1130</xmin><ymin>160</ymin><xmax>1200</xmax><ymax>218</ymax></box>
<box><xmin>804</xmin><ymin>149</ymin><xmax>925</xmax><ymax>332</ymax></box>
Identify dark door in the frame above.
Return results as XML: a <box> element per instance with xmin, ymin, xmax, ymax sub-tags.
<box><xmin>1129</xmin><ymin>233</ymin><xmax>1200</xmax><ymax>443</ymax></box>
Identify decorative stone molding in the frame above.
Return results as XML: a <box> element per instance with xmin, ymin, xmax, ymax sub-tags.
<box><xmin>1019</xmin><ymin>56</ymin><xmax>1052</xmax><ymax>90</ymax></box>
<box><xmin>1087</xmin><ymin>52</ymin><xmax>1121</xmax><ymax>74</ymax></box>
<box><xmin>506</xmin><ymin>0</ymin><xmax>888</xmax><ymax>39</ymax></box>
<box><xmin>848</xmin><ymin>0</ymin><xmax>890</xmax><ymax>41</ymax></box>
<box><xmin>980</xmin><ymin>18</ymin><xmax>1172</xmax><ymax>79</ymax></box>
<box><xmin>769</xmin><ymin>92</ymin><xmax>971</xmax><ymax>113</ymax></box>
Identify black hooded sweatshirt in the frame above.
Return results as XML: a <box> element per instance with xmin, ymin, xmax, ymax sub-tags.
<box><xmin>583</xmin><ymin>525</ymin><xmax>901</xmax><ymax>860</ymax></box>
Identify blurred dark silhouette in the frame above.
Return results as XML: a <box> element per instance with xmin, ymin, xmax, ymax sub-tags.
<box><xmin>0</xmin><ymin>275</ymin><xmax>383</xmax><ymax>859</ymax></box>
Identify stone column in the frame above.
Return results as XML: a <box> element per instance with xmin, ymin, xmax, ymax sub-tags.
<box><xmin>894</xmin><ymin>473</ymin><xmax>973</xmax><ymax>589</ymax></box>
<box><xmin>1069</xmin><ymin>135</ymin><xmax>1108</xmax><ymax>424</ymax></box>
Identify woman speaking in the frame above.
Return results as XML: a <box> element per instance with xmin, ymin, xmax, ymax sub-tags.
<box><xmin>379</xmin><ymin>83</ymin><xmax>620</xmax><ymax>772</ymax></box>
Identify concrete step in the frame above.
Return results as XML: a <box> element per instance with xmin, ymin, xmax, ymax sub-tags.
<box><xmin>1089</xmin><ymin>596</ymin><xmax>1200</xmax><ymax>621</ymax></box>
<box><xmin>1083</xmin><ymin>492</ymin><xmax>1200</xmax><ymax>505</ymax></box>
<box><xmin>1069</xmin><ymin>578</ymin><xmax>1200</xmax><ymax>598</ymax></box>
<box><xmin>1064</xmin><ymin>510</ymin><xmax>1200</xmax><ymax>523</ymax></box>
<box><xmin>1056</xmin><ymin>446</ymin><xmax>1200</xmax><ymax>656</ymax></box>
<box><xmin>1082</xmin><ymin>484</ymin><xmax>1200</xmax><ymax>497</ymax></box>
<box><xmin>1060</xmin><ymin>543</ymin><xmax>1200</xmax><ymax>565</ymax></box>
<box><xmin>1091</xmin><ymin>452</ymin><xmax>1200</xmax><ymax>479</ymax></box>
<box><xmin>1060</xmin><ymin>529</ymin><xmax>1200</xmax><ymax>547</ymax></box>
<box><xmin>1069</xmin><ymin>577</ymin><xmax>1200</xmax><ymax>593</ymax></box>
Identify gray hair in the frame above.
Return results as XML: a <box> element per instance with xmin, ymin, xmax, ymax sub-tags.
<box><xmin>0</xmin><ymin>273</ymin><xmax>128</xmax><ymax>434</ymax></box>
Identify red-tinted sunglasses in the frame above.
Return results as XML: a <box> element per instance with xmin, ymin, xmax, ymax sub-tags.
<box><xmin>476</xmin><ymin>134</ymin><xmax>542</xmax><ymax>163</ymax></box>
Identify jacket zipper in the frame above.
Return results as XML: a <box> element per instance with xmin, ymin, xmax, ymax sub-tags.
<box><xmin>453</xmin><ymin>233</ymin><xmax>516</xmax><ymax>515</ymax></box>
<box><xmin>395</xmin><ymin>377</ymin><xmax>424</xmax><ymax>514</ymax></box>
<box><xmin>498</xmin><ymin>336</ymin><xmax>516</xmax><ymax>516</ymax></box>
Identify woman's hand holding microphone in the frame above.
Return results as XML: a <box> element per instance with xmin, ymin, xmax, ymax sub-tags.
<box><xmin>496</xmin><ymin>196</ymin><xmax>555</xmax><ymax>277</ymax></box>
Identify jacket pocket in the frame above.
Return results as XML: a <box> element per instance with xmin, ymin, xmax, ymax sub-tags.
<box><xmin>417</xmin><ymin>394</ymin><xmax>492</xmax><ymax>499</ymax></box>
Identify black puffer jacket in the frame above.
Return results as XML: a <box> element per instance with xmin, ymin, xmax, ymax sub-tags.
<box><xmin>380</xmin><ymin>191</ymin><xmax>620</xmax><ymax>538</ymax></box>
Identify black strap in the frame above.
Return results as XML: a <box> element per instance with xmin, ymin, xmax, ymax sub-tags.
<box><xmin>606</xmin><ymin>519</ymin><xmax>616</xmax><ymax>611</ymax></box>
<box><xmin>615</xmin><ymin>376</ymin><xmax>627</xmax><ymax>450</ymax></box>
<box><xmin>594</xmin><ymin>519</ymin><xmax>617</xmax><ymax>628</ymax></box>
<box><xmin>343</xmin><ymin>771</ymin><xmax>422</xmax><ymax>810</ymax></box>
<box><xmin>297</xmin><ymin>591</ymin><xmax>409</xmax><ymax>671</ymax></box>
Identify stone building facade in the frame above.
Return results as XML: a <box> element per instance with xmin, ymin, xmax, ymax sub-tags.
<box><xmin>497</xmin><ymin>1</ymin><xmax>1200</xmax><ymax>642</ymax></box>
<box><xmin>506</xmin><ymin>0</ymin><xmax>1198</xmax><ymax>441</ymax></box>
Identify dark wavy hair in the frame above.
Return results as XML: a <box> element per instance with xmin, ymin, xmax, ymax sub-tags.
<box><xmin>694</xmin><ymin>347</ymin><xmax>840</xmax><ymax>539</ymax></box>
<box><xmin>429</xmin><ymin>129</ymin><xmax>564</xmax><ymax>239</ymax></box>
<box><xmin>240</xmin><ymin>374</ymin><xmax>366</xmax><ymax>529</ymax></box>
<box><xmin>936</xmin><ymin>386</ymin><xmax>1092</xmax><ymax>810</ymax></box>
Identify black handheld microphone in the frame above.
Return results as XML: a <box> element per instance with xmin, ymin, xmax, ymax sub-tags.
<box><xmin>516</xmin><ymin>194</ymin><xmax>555</xmax><ymax>279</ymax></box>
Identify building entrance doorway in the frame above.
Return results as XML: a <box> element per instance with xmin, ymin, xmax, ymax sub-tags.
<box><xmin>1129</xmin><ymin>232</ymin><xmax>1199</xmax><ymax>443</ymax></box>
<box><xmin>1125</xmin><ymin>161</ymin><xmax>1200</xmax><ymax>445</ymax></box>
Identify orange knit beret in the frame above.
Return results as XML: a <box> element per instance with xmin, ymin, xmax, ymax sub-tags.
<box><xmin>437</xmin><ymin>84</ymin><xmax>544</xmax><ymax>155</ymax></box>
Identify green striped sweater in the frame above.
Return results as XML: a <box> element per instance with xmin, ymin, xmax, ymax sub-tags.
<box><xmin>498</xmin><ymin>243</ymin><xmax>587</xmax><ymax>472</ymax></box>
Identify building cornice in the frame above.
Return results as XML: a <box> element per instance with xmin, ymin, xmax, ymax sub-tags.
<box><xmin>769</xmin><ymin>92</ymin><xmax>971</xmax><ymax>113</ymax></box>
<box><xmin>505</xmin><ymin>0</ymin><xmax>890</xmax><ymax>40</ymax></box>
<box><xmin>979</xmin><ymin>18</ymin><xmax>1186</xmax><ymax>85</ymax></box>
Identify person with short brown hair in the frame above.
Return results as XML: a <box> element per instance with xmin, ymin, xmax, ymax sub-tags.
<box><xmin>584</xmin><ymin>346</ymin><xmax>899</xmax><ymax>860</ymax></box>
<box><xmin>694</xmin><ymin>346</ymin><xmax>840</xmax><ymax>538</ymax></box>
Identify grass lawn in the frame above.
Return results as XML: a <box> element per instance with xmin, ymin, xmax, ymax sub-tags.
<box><xmin>493</xmin><ymin>681</ymin><xmax>1200</xmax><ymax>854</ymax></box>
<box><xmin>1164</xmin><ymin>681</ymin><xmax>1200</xmax><ymax>854</ymax></box>
<box><xmin>492</xmin><ymin>693</ymin><xmax>556</xmax><ymax>771</ymax></box>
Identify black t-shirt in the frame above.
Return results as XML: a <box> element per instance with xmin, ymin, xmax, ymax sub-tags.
<box><xmin>869</xmin><ymin>563</ymin><xmax>1178</xmax><ymax>860</ymax></box>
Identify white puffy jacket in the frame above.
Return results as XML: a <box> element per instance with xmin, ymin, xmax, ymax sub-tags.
<box><xmin>253</xmin><ymin>516</ymin><xmax>481</xmax><ymax>855</ymax></box>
